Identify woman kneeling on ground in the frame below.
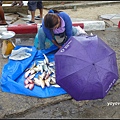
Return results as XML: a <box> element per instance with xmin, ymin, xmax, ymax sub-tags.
<box><xmin>34</xmin><ymin>9</ymin><xmax>82</xmax><ymax>50</ymax></box>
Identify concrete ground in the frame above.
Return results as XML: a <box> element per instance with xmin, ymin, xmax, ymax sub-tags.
<box><xmin>0</xmin><ymin>1</ymin><xmax>120</xmax><ymax>119</ymax></box>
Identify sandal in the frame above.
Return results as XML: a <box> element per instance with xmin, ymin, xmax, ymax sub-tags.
<box><xmin>35</xmin><ymin>16</ymin><xmax>42</xmax><ymax>20</ymax></box>
<box><xmin>26</xmin><ymin>21</ymin><xmax>35</xmax><ymax>24</ymax></box>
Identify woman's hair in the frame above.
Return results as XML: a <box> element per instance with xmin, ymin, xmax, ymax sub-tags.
<box><xmin>51</xmin><ymin>9</ymin><xmax>62</xmax><ymax>13</ymax></box>
<box><xmin>44</xmin><ymin>13</ymin><xmax>59</xmax><ymax>29</ymax></box>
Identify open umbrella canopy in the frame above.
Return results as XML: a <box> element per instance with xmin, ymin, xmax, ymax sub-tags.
<box><xmin>55</xmin><ymin>35</ymin><xmax>119</xmax><ymax>101</ymax></box>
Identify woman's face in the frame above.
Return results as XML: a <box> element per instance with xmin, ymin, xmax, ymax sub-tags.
<box><xmin>52</xmin><ymin>16</ymin><xmax>61</xmax><ymax>30</ymax></box>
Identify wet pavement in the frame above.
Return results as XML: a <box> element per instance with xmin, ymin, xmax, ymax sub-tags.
<box><xmin>0</xmin><ymin>1</ymin><xmax>120</xmax><ymax>119</ymax></box>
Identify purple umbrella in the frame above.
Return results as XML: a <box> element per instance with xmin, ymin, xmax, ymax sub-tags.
<box><xmin>55</xmin><ymin>35</ymin><xmax>119</xmax><ymax>101</ymax></box>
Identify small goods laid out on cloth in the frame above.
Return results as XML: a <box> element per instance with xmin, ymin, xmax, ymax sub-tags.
<box><xmin>0</xmin><ymin>45</ymin><xmax>67</xmax><ymax>98</ymax></box>
<box><xmin>24</xmin><ymin>53</ymin><xmax>60</xmax><ymax>90</ymax></box>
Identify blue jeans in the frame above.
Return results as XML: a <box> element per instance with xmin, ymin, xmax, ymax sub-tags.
<box><xmin>34</xmin><ymin>26</ymin><xmax>77</xmax><ymax>50</ymax></box>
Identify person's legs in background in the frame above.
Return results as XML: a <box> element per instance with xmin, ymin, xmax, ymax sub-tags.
<box><xmin>35</xmin><ymin>1</ymin><xmax>43</xmax><ymax>20</ymax></box>
<box><xmin>0</xmin><ymin>1</ymin><xmax>7</xmax><ymax>25</ymax></box>
<box><xmin>38</xmin><ymin>7</ymin><xmax>43</xmax><ymax>19</ymax></box>
<box><xmin>27</xmin><ymin>1</ymin><xmax>37</xmax><ymax>24</ymax></box>
<box><xmin>27</xmin><ymin>1</ymin><xmax>43</xmax><ymax>23</ymax></box>
<box><xmin>30</xmin><ymin>11</ymin><xmax>36</xmax><ymax>23</ymax></box>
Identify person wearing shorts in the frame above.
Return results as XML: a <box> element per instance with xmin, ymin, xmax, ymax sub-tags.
<box><xmin>27</xmin><ymin>1</ymin><xmax>43</xmax><ymax>24</ymax></box>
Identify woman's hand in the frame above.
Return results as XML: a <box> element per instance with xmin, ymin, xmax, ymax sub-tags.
<box><xmin>52</xmin><ymin>39</ymin><xmax>62</xmax><ymax>49</ymax></box>
<box><xmin>58</xmin><ymin>45</ymin><xmax>62</xmax><ymax>49</ymax></box>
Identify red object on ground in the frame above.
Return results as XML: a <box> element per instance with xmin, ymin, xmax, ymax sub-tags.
<box><xmin>7</xmin><ymin>24</ymin><xmax>38</xmax><ymax>34</ymax></box>
<box><xmin>5</xmin><ymin>21</ymin><xmax>105</xmax><ymax>34</ymax></box>
<box><xmin>118</xmin><ymin>21</ymin><xmax>120</xmax><ymax>28</ymax></box>
<box><xmin>7</xmin><ymin>23</ymin><xmax>84</xmax><ymax>34</ymax></box>
<box><xmin>72</xmin><ymin>22</ymin><xmax>84</xmax><ymax>29</ymax></box>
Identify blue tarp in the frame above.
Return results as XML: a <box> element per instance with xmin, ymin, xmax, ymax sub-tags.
<box><xmin>0</xmin><ymin>45</ymin><xmax>67</xmax><ymax>98</ymax></box>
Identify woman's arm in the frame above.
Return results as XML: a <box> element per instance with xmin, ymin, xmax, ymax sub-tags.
<box><xmin>59</xmin><ymin>12</ymin><xmax>73</xmax><ymax>40</ymax></box>
<box><xmin>52</xmin><ymin>40</ymin><xmax>62</xmax><ymax>49</ymax></box>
